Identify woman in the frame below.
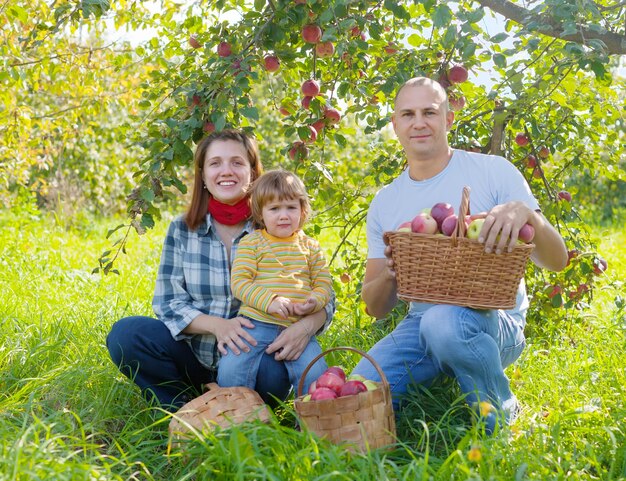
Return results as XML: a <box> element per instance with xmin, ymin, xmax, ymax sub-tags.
<box><xmin>106</xmin><ymin>129</ymin><xmax>334</xmax><ymax>411</ymax></box>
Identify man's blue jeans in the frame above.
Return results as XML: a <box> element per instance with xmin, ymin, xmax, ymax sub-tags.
<box><xmin>352</xmin><ymin>304</ymin><xmax>525</xmax><ymax>424</ymax></box>
<box><xmin>106</xmin><ymin>316</ymin><xmax>291</xmax><ymax>411</ymax></box>
<box><xmin>217</xmin><ymin>319</ymin><xmax>327</xmax><ymax>396</ymax></box>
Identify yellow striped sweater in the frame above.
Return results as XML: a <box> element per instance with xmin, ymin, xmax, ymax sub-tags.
<box><xmin>231</xmin><ymin>229</ymin><xmax>333</xmax><ymax>326</ymax></box>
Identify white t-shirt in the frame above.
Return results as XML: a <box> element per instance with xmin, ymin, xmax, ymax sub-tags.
<box><xmin>367</xmin><ymin>149</ymin><xmax>540</xmax><ymax>320</ymax></box>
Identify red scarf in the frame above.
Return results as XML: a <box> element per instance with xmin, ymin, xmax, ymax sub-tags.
<box><xmin>207</xmin><ymin>196</ymin><xmax>251</xmax><ymax>225</ymax></box>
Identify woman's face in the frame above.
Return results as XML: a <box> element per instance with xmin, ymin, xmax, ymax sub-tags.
<box><xmin>202</xmin><ymin>139</ymin><xmax>252</xmax><ymax>205</ymax></box>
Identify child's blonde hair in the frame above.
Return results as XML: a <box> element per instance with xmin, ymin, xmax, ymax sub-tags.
<box><xmin>250</xmin><ymin>170</ymin><xmax>311</xmax><ymax>229</ymax></box>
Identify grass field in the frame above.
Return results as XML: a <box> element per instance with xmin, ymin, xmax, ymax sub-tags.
<box><xmin>1</xmin><ymin>208</ymin><xmax>624</xmax><ymax>480</ymax></box>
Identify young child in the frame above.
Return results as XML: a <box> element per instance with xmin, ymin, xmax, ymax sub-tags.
<box><xmin>217</xmin><ymin>170</ymin><xmax>332</xmax><ymax>395</ymax></box>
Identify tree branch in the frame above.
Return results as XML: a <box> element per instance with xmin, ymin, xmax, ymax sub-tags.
<box><xmin>475</xmin><ymin>0</ymin><xmax>626</xmax><ymax>55</ymax></box>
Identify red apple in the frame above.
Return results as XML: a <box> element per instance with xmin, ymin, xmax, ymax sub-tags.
<box><xmin>515</xmin><ymin>132</ymin><xmax>530</xmax><ymax>147</ymax></box>
<box><xmin>264</xmin><ymin>55</ymin><xmax>280</xmax><ymax>72</ymax></box>
<box><xmin>441</xmin><ymin>214</ymin><xmax>459</xmax><ymax>236</ymax></box>
<box><xmin>532</xmin><ymin>166</ymin><xmax>542</xmax><ymax>179</ymax></box>
<box><xmin>310</xmin><ymin>387</ymin><xmax>338</xmax><ymax>401</ymax></box>
<box><xmin>279</xmin><ymin>106</ymin><xmax>291</xmax><ymax>116</ymax></box>
<box><xmin>217</xmin><ymin>41</ymin><xmax>232</xmax><ymax>57</ymax></box>
<box><xmin>448</xmin><ymin>65</ymin><xmax>468</xmax><ymax>84</ymax></box>
<box><xmin>411</xmin><ymin>213</ymin><xmax>438</xmax><ymax>234</ymax></box>
<box><xmin>397</xmin><ymin>221</ymin><xmax>412</xmax><ymax>232</ymax></box>
<box><xmin>546</xmin><ymin>285</ymin><xmax>562</xmax><ymax>299</ymax></box>
<box><xmin>524</xmin><ymin>155</ymin><xmax>537</xmax><ymax>169</ymax></box>
<box><xmin>324</xmin><ymin>366</ymin><xmax>346</xmax><ymax>382</ymax></box>
<box><xmin>308</xmin><ymin>380</ymin><xmax>317</xmax><ymax>395</ymax></box>
<box><xmin>302</xmin><ymin>24</ymin><xmax>322</xmax><ymax>44</ymax></box>
<box><xmin>538</xmin><ymin>145</ymin><xmax>550</xmax><ymax>159</ymax></box>
<box><xmin>311</xmin><ymin>119</ymin><xmax>326</xmax><ymax>134</ymax></box>
<box><xmin>339</xmin><ymin>380</ymin><xmax>367</xmax><ymax>397</ymax></box>
<box><xmin>340</xmin><ymin>273</ymin><xmax>351</xmax><ymax>283</ymax></box>
<box><xmin>301</xmin><ymin>79</ymin><xmax>320</xmax><ymax>97</ymax></box>
<box><xmin>189</xmin><ymin>35</ymin><xmax>201</xmax><ymax>49</ymax></box>
<box><xmin>430</xmin><ymin>202</ymin><xmax>455</xmax><ymax>230</ymax></box>
<box><xmin>316</xmin><ymin>371</ymin><xmax>345</xmax><ymax>394</ymax></box>
<box><xmin>202</xmin><ymin>121</ymin><xmax>215</xmax><ymax>134</ymax></box>
<box><xmin>567</xmin><ymin>249</ymin><xmax>579</xmax><ymax>266</ymax></box>
<box><xmin>289</xmin><ymin>141</ymin><xmax>308</xmax><ymax>161</ymax></box>
<box><xmin>384</xmin><ymin>42</ymin><xmax>398</xmax><ymax>54</ymax></box>
<box><xmin>557</xmin><ymin>190</ymin><xmax>572</xmax><ymax>202</ymax></box>
<box><xmin>315</xmin><ymin>41</ymin><xmax>334</xmax><ymax>58</ymax></box>
<box><xmin>448</xmin><ymin>93</ymin><xmax>466</xmax><ymax>111</ymax></box>
<box><xmin>323</xmin><ymin>107</ymin><xmax>341</xmax><ymax>124</ymax></box>
<box><xmin>301</xmin><ymin>96</ymin><xmax>313</xmax><ymax>109</ymax></box>
<box><xmin>518</xmin><ymin>223</ymin><xmax>535</xmax><ymax>243</ymax></box>
<box><xmin>593</xmin><ymin>257</ymin><xmax>608</xmax><ymax>275</ymax></box>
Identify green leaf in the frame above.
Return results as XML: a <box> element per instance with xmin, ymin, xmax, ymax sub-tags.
<box><xmin>492</xmin><ymin>53</ymin><xmax>507</xmax><ymax>68</ymax></box>
<box><xmin>241</xmin><ymin>106</ymin><xmax>259</xmax><ymax>120</ymax></box>
<box><xmin>433</xmin><ymin>4</ymin><xmax>453</xmax><ymax>28</ymax></box>
<box><xmin>490</xmin><ymin>32</ymin><xmax>509</xmax><ymax>43</ymax></box>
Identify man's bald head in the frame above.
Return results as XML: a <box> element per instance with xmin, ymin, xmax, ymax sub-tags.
<box><xmin>394</xmin><ymin>77</ymin><xmax>449</xmax><ymax>113</ymax></box>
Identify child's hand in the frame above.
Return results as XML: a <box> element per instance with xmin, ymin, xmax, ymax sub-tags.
<box><xmin>292</xmin><ymin>297</ymin><xmax>317</xmax><ymax>316</ymax></box>
<box><xmin>268</xmin><ymin>296</ymin><xmax>293</xmax><ymax>319</ymax></box>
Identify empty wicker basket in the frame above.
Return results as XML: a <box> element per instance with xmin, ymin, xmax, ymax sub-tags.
<box><xmin>169</xmin><ymin>383</ymin><xmax>271</xmax><ymax>440</ymax></box>
<box><xmin>384</xmin><ymin>186</ymin><xmax>535</xmax><ymax>310</ymax></box>
<box><xmin>294</xmin><ymin>347</ymin><xmax>396</xmax><ymax>452</ymax></box>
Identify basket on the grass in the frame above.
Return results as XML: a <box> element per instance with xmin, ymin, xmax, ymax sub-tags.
<box><xmin>169</xmin><ymin>383</ymin><xmax>271</xmax><ymax>440</ymax></box>
<box><xmin>294</xmin><ymin>347</ymin><xmax>396</xmax><ymax>452</ymax></box>
<box><xmin>384</xmin><ymin>186</ymin><xmax>535</xmax><ymax>310</ymax></box>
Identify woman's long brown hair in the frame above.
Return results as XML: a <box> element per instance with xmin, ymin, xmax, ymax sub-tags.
<box><xmin>185</xmin><ymin>129</ymin><xmax>263</xmax><ymax>231</ymax></box>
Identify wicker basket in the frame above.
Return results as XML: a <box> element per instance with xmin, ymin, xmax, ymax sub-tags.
<box><xmin>294</xmin><ymin>347</ymin><xmax>396</xmax><ymax>452</ymax></box>
<box><xmin>168</xmin><ymin>383</ymin><xmax>271</xmax><ymax>440</ymax></box>
<box><xmin>384</xmin><ymin>186</ymin><xmax>535</xmax><ymax>310</ymax></box>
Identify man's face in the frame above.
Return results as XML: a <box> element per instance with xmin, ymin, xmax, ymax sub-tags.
<box><xmin>391</xmin><ymin>83</ymin><xmax>454</xmax><ymax>160</ymax></box>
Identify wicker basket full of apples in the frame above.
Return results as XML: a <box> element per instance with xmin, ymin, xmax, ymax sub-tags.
<box><xmin>294</xmin><ymin>347</ymin><xmax>396</xmax><ymax>452</ymax></box>
<box><xmin>384</xmin><ymin>186</ymin><xmax>535</xmax><ymax>310</ymax></box>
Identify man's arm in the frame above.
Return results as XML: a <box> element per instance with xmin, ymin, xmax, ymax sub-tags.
<box><xmin>361</xmin><ymin>254</ymin><xmax>400</xmax><ymax>320</ymax></box>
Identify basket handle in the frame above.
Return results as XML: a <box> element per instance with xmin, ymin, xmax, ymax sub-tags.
<box><xmin>296</xmin><ymin>346</ymin><xmax>393</xmax><ymax>404</ymax></box>
<box><xmin>451</xmin><ymin>185</ymin><xmax>471</xmax><ymax>244</ymax></box>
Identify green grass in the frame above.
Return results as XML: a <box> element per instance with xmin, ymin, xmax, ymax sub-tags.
<box><xmin>1</xmin><ymin>208</ymin><xmax>625</xmax><ymax>480</ymax></box>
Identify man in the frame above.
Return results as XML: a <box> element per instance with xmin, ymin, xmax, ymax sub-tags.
<box><xmin>352</xmin><ymin>77</ymin><xmax>567</xmax><ymax>433</ymax></box>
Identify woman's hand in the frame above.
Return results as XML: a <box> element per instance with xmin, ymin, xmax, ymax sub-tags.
<box><xmin>210</xmin><ymin>316</ymin><xmax>258</xmax><ymax>356</ymax></box>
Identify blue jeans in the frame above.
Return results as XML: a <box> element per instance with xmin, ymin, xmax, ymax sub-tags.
<box><xmin>217</xmin><ymin>319</ymin><xmax>327</xmax><ymax>396</ymax></box>
<box><xmin>353</xmin><ymin>305</ymin><xmax>525</xmax><ymax>421</ymax></box>
<box><xmin>106</xmin><ymin>316</ymin><xmax>291</xmax><ymax>411</ymax></box>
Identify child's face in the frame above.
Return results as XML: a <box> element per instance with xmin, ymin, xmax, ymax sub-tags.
<box><xmin>261</xmin><ymin>197</ymin><xmax>302</xmax><ymax>238</ymax></box>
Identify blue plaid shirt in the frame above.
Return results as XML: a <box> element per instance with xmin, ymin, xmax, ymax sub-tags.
<box><xmin>153</xmin><ymin>214</ymin><xmax>335</xmax><ymax>371</ymax></box>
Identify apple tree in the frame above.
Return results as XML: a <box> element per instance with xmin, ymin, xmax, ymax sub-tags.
<box><xmin>3</xmin><ymin>0</ymin><xmax>623</xmax><ymax>323</ymax></box>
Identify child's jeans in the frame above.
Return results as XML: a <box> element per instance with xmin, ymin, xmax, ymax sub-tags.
<box><xmin>217</xmin><ymin>318</ymin><xmax>327</xmax><ymax>396</ymax></box>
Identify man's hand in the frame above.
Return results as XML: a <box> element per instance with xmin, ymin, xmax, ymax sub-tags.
<box><xmin>475</xmin><ymin>201</ymin><xmax>533</xmax><ymax>254</ymax></box>
<box><xmin>268</xmin><ymin>296</ymin><xmax>293</xmax><ymax>319</ymax></box>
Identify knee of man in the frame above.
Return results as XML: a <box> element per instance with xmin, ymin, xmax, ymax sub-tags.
<box><xmin>420</xmin><ymin>305</ymin><xmax>470</xmax><ymax>355</ymax></box>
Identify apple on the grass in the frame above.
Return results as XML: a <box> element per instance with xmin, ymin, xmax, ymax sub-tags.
<box><xmin>411</xmin><ymin>213</ymin><xmax>438</xmax><ymax>234</ymax></box>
